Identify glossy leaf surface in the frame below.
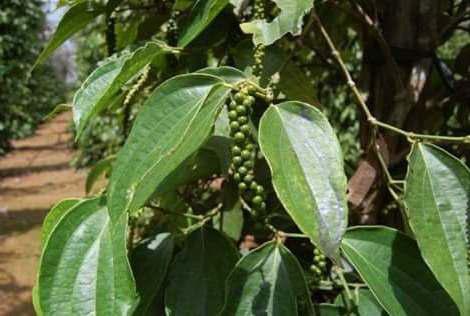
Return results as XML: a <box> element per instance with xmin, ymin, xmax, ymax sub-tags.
<box><xmin>37</xmin><ymin>197</ymin><xmax>138</xmax><ymax>316</ymax></box>
<box><xmin>220</xmin><ymin>240</ymin><xmax>314</xmax><ymax>316</ymax></box>
<box><xmin>178</xmin><ymin>0</ymin><xmax>229</xmax><ymax>47</ymax></box>
<box><xmin>73</xmin><ymin>42</ymin><xmax>172</xmax><ymax>137</ymax></box>
<box><xmin>108</xmin><ymin>74</ymin><xmax>230</xmax><ymax>222</ymax></box>
<box><xmin>41</xmin><ymin>198</ymin><xmax>80</xmax><ymax>247</ymax></box>
<box><xmin>165</xmin><ymin>227</ymin><xmax>239</xmax><ymax>316</ymax></box>
<box><xmin>259</xmin><ymin>101</ymin><xmax>348</xmax><ymax>259</ymax></box>
<box><xmin>341</xmin><ymin>226</ymin><xmax>458</xmax><ymax>316</ymax></box>
<box><xmin>131</xmin><ymin>233</ymin><xmax>175</xmax><ymax>316</ymax></box>
<box><xmin>404</xmin><ymin>143</ymin><xmax>470</xmax><ymax>315</ymax></box>
<box><xmin>241</xmin><ymin>0</ymin><xmax>313</xmax><ymax>45</ymax></box>
<box><xmin>34</xmin><ymin>2</ymin><xmax>104</xmax><ymax>68</ymax></box>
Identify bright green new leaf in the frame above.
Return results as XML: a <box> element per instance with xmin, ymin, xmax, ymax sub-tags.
<box><xmin>178</xmin><ymin>0</ymin><xmax>229</xmax><ymax>47</ymax></box>
<box><xmin>41</xmin><ymin>198</ymin><xmax>80</xmax><ymax>247</ymax></box>
<box><xmin>258</xmin><ymin>101</ymin><xmax>348</xmax><ymax>259</ymax></box>
<box><xmin>108</xmin><ymin>74</ymin><xmax>230</xmax><ymax>222</ymax></box>
<box><xmin>37</xmin><ymin>197</ymin><xmax>138</xmax><ymax>316</ymax></box>
<box><xmin>341</xmin><ymin>226</ymin><xmax>459</xmax><ymax>316</ymax></box>
<box><xmin>404</xmin><ymin>143</ymin><xmax>470</xmax><ymax>315</ymax></box>
<box><xmin>220</xmin><ymin>240</ymin><xmax>314</xmax><ymax>315</ymax></box>
<box><xmin>131</xmin><ymin>233</ymin><xmax>175</xmax><ymax>316</ymax></box>
<box><xmin>165</xmin><ymin>227</ymin><xmax>239</xmax><ymax>316</ymax></box>
<box><xmin>86</xmin><ymin>155</ymin><xmax>115</xmax><ymax>194</ymax></box>
<box><xmin>73</xmin><ymin>42</ymin><xmax>174</xmax><ymax>137</ymax></box>
<box><xmin>33</xmin><ymin>2</ymin><xmax>105</xmax><ymax>69</ymax></box>
<box><xmin>240</xmin><ymin>0</ymin><xmax>314</xmax><ymax>46</ymax></box>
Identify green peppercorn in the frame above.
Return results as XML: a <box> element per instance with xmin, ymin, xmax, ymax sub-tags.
<box><xmin>243</xmin><ymin>96</ymin><xmax>255</xmax><ymax>107</ymax></box>
<box><xmin>238</xmin><ymin>116</ymin><xmax>248</xmax><ymax>124</ymax></box>
<box><xmin>240</xmin><ymin>124</ymin><xmax>250</xmax><ymax>134</ymax></box>
<box><xmin>228</xmin><ymin>110</ymin><xmax>238</xmax><ymax>120</ymax></box>
<box><xmin>233</xmin><ymin>172</ymin><xmax>241</xmax><ymax>182</ymax></box>
<box><xmin>232</xmin><ymin>146</ymin><xmax>241</xmax><ymax>155</ymax></box>
<box><xmin>252</xmin><ymin>195</ymin><xmax>263</xmax><ymax>205</ymax></box>
<box><xmin>246</xmin><ymin>143</ymin><xmax>254</xmax><ymax>150</ymax></box>
<box><xmin>250</xmin><ymin>181</ymin><xmax>258</xmax><ymax>190</ymax></box>
<box><xmin>233</xmin><ymin>156</ymin><xmax>243</xmax><ymax>165</ymax></box>
<box><xmin>229</xmin><ymin>101</ymin><xmax>237</xmax><ymax>109</ymax></box>
<box><xmin>235</xmin><ymin>105</ymin><xmax>247</xmax><ymax>115</ymax></box>
<box><xmin>256</xmin><ymin>185</ymin><xmax>264</xmax><ymax>195</ymax></box>
<box><xmin>259</xmin><ymin>202</ymin><xmax>266</xmax><ymax>211</ymax></box>
<box><xmin>238</xmin><ymin>182</ymin><xmax>247</xmax><ymax>191</ymax></box>
<box><xmin>238</xmin><ymin>166</ymin><xmax>248</xmax><ymax>175</ymax></box>
<box><xmin>243</xmin><ymin>174</ymin><xmax>254</xmax><ymax>184</ymax></box>
<box><xmin>243</xmin><ymin>160</ymin><xmax>254</xmax><ymax>168</ymax></box>
<box><xmin>234</xmin><ymin>92</ymin><xmax>245</xmax><ymax>102</ymax></box>
<box><xmin>241</xmin><ymin>150</ymin><xmax>251</xmax><ymax>160</ymax></box>
<box><xmin>234</xmin><ymin>132</ymin><xmax>245</xmax><ymax>143</ymax></box>
<box><xmin>318</xmin><ymin>261</ymin><xmax>326</xmax><ymax>268</ymax></box>
<box><xmin>230</xmin><ymin>121</ymin><xmax>240</xmax><ymax>131</ymax></box>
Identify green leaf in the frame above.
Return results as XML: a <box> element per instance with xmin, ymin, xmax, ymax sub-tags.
<box><xmin>108</xmin><ymin>74</ymin><xmax>230</xmax><ymax>222</ymax></box>
<box><xmin>197</xmin><ymin>66</ymin><xmax>247</xmax><ymax>84</ymax></box>
<box><xmin>404</xmin><ymin>143</ymin><xmax>470</xmax><ymax>315</ymax></box>
<box><xmin>214</xmin><ymin>181</ymin><xmax>244</xmax><ymax>240</ymax></box>
<box><xmin>165</xmin><ymin>226</ymin><xmax>239</xmax><ymax>316</ymax></box>
<box><xmin>334</xmin><ymin>289</ymin><xmax>385</xmax><ymax>315</ymax></box>
<box><xmin>131</xmin><ymin>233</ymin><xmax>175</xmax><ymax>316</ymax></box>
<box><xmin>258</xmin><ymin>101</ymin><xmax>348</xmax><ymax>259</ymax></box>
<box><xmin>33</xmin><ymin>2</ymin><xmax>105</xmax><ymax>69</ymax></box>
<box><xmin>41</xmin><ymin>198</ymin><xmax>80</xmax><ymax>247</ymax></box>
<box><xmin>341</xmin><ymin>226</ymin><xmax>459</xmax><ymax>316</ymax></box>
<box><xmin>73</xmin><ymin>42</ymin><xmax>173</xmax><ymax>137</ymax></box>
<box><xmin>220</xmin><ymin>240</ymin><xmax>314</xmax><ymax>315</ymax></box>
<box><xmin>86</xmin><ymin>156</ymin><xmax>115</xmax><ymax>194</ymax></box>
<box><xmin>240</xmin><ymin>0</ymin><xmax>314</xmax><ymax>46</ymax></box>
<box><xmin>279</xmin><ymin>62</ymin><xmax>318</xmax><ymax>105</ymax></box>
<box><xmin>37</xmin><ymin>197</ymin><xmax>138</xmax><ymax>315</ymax></box>
<box><xmin>178</xmin><ymin>0</ymin><xmax>229</xmax><ymax>47</ymax></box>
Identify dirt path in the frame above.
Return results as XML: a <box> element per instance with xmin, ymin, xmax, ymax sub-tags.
<box><xmin>0</xmin><ymin>112</ymin><xmax>87</xmax><ymax>315</ymax></box>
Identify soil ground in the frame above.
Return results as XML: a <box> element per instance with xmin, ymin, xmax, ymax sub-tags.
<box><xmin>0</xmin><ymin>112</ymin><xmax>86</xmax><ymax>315</ymax></box>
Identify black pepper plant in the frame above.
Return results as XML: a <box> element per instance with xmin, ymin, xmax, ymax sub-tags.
<box><xmin>33</xmin><ymin>1</ymin><xmax>470</xmax><ymax>316</ymax></box>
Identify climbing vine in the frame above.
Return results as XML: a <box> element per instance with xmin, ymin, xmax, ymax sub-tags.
<box><xmin>33</xmin><ymin>1</ymin><xmax>470</xmax><ymax>315</ymax></box>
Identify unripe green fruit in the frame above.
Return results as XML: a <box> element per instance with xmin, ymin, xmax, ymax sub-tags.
<box><xmin>234</xmin><ymin>132</ymin><xmax>245</xmax><ymax>142</ymax></box>
<box><xmin>238</xmin><ymin>182</ymin><xmax>247</xmax><ymax>191</ymax></box>
<box><xmin>238</xmin><ymin>166</ymin><xmax>248</xmax><ymax>175</ymax></box>
<box><xmin>252</xmin><ymin>195</ymin><xmax>263</xmax><ymax>205</ymax></box>
<box><xmin>228</xmin><ymin>110</ymin><xmax>238</xmax><ymax>120</ymax></box>
<box><xmin>250</xmin><ymin>181</ymin><xmax>258</xmax><ymax>190</ymax></box>
<box><xmin>236</xmin><ymin>105</ymin><xmax>247</xmax><ymax>115</ymax></box>
<box><xmin>233</xmin><ymin>172</ymin><xmax>241</xmax><ymax>182</ymax></box>
<box><xmin>232</xmin><ymin>146</ymin><xmax>241</xmax><ymax>155</ymax></box>
<box><xmin>256</xmin><ymin>185</ymin><xmax>264</xmax><ymax>195</ymax></box>
<box><xmin>246</xmin><ymin>143</ymin><xmax>254</xmax><ymax>150</ymax></box>
<box><xmin>241</xmin><ymin>150</ymin><xmax>251</xmax><ymax>159</ymax></box>
<box><xmin>240</xmin><ymin>124</ymin><xmax>250</xmax><ymax>134</ymax></box>
<box><xmin>243</xmin><ymin>160</ymin><xmax>254</xmax><ymax>168</ymax></box>
<box><xmin>230</xmin><ymin>121</ymin><xmax>240</xmax><ymax>131</ymax></box>
<box><xmin>233</xmin><ymin>156</ymin><xmax>243</xmax><ymax>165</ymax></box>
<box><xmin>238</xmin><ymin>116</ymin><xmax>248</xmax><ymax>124</ymax></box>
<box><xmin>318</xmin><ymin>261</ymin><xmax>326</xmax><ymax>268</ymax></box>
<box><xmin>234</xmin><ymin>92</ymin><xmax>245</xmax><ymax>102</ymax></box>
<box><xmin>259</xmin><ymin>202</ymin><xmax>266</xmax><ymax>211</ymax></box>
<box><xmin>243</xmin><ymin>174</ymin><xmax>254</xmax><ymax>184</ymax></box>
<box><xmin>229</xmin><ymin>101</ymin><xmax>237</xmax><ymax>109</ymax></box>
<box><xmin>313</xmin><ymin>248</ymin><xmax>321</xmax><ymax>256</ymax></box>
<box><xmin>243</xmin><ymin>96</ymin><xmax>255</xmax><ymax>107</ymax></box>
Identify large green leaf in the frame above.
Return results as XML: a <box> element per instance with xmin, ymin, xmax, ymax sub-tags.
<box><xmin>41</xmin><ymin>198</ymin><xmax>80</xmax><ymax>247</ymax></box>
<box><xmin>165</xmin><ymin>226</ymin><xmax>239</xmax><ymax>316</ymax></box>
<box><xmin>220</xmin><ymin>240</ymin><xmax>314</xmax><ymax>316</ymax></box>
<box><xmin>178</xmin><ymin>0</ymin><xmax>229</xmax><ymax>47</ymax></box>
<box><xmin>108</xmin><ymin>73</ymin><xmax>230</xmax><ymax>222</ymax></box>
<box><xmin>258</xmin><ymin>101</ymin><xmax>348</xmax><ymax>259</ymax></box>
<box><xmin>333</xmin><ymin>289</ymin><xmax>385</xmax><ymax>315</ymax></box>
<box><xmin>131</xmin><ymin>233</ymin><xmax>175</xmax><ymax>316</ymax></box>
<box><xmin>240</xmin><ymin>0</ymin><xmax>313</xmax><ymax>45</ymax></box>
<box><xmin>404</xmin><ymin>143</ymin><xmax>470</xmax><ymax>315</ymax></box>
<box><xmin>341</xmin><ymin>226</ymin><xmax>459</xmax><ymax>316</ymax></box>
<box><xmin>33</xmin><ymin>2</ymin><xmax>105</xmax><ymax>69</ymax></box>
<box><xmin>73</xmin><ymin>42</ymin><xmax>174</xmax><ymax>137</ymax></box>
<box><xmin>37</xmin><ymin>197</ymin><xmax>138</xmax><ymax>316</ymax></box>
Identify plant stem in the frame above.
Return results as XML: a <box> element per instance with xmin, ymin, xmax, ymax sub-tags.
<box><xmin>335</xmin><ymin>266</ymin><xmax>355</xmax><ymax>312</ymax></box>
<box><xmin>312</xmin><ymin>12</ymin><xmax>470</xmax><ymax>144</ymax></box>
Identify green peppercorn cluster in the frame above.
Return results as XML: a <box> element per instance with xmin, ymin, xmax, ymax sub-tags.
<box><xmin>252</xmin><ymin>0</ymin><xmax>266</xmax><ymax>77</ymax></box>
<box><xmin>167</xmin><ymin>10</ymin><xmax>180</xmax><ymax>46</ymax></box>
<box><xmin>310</xmin><ymin>248</ymin><xmax>327</xmax><ymax>285</ymax></box>
<box><xmin>228</xmin><ymin>85</ymin><xmax>266</xmax><ymax>214</ymax></box>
